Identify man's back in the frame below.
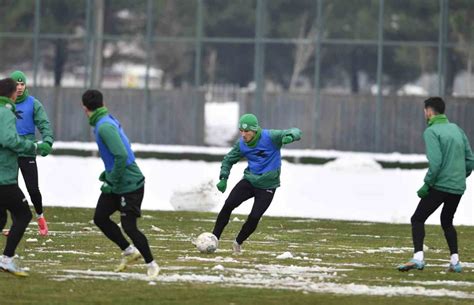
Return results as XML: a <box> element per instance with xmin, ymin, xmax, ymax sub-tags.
<box><xmin>424</xmin><ymin>121</ymin><xmax>470</xmax><ymax>195</ymax></box>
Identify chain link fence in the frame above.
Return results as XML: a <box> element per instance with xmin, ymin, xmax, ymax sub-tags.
<box><xmin>1</xmin><ymin>0</ymin><xmax>473</xmax><ymax>152</ymax></box>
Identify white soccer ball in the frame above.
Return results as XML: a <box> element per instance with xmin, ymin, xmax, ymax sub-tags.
<box><xmin>195</xmin><ymin>232</ymin><xmax>218</xmax><ymax>254</ymax></box>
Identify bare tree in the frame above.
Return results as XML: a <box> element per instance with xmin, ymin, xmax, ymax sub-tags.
<box><xmin>289</xmin><ymin>12</ymin><xmax>318</xmax><ymax>91</ymax></box>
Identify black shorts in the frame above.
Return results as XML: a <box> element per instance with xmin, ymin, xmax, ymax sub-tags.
<box><xmin>98</xmin><ymin>186</ymin><xmax>144</xmax><ymax>218</ymax></box>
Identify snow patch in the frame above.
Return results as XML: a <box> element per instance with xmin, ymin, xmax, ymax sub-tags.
<box><xmin>323</xmin><ymin>156</ymin><xmax>382</xmax><ymax>171</ymax></box>
<box><xmin>178</xmin><ymin>256</ymin><xmax>239</xmax><ymax>263</ymax></box>
<box><xmin>55</xmin><ymin>269</ymin><xmax>474</xmax><ymax>300</ymax></box>
<box><xmin>205</xmin><ymin>102</ymin><xmax>239</xmax><ymax>146</ymax></box>
<box><xmin>32</xmin><ymin>152</ymin><xmax>474</xmax><ymax>225</ymax></box>
<box><xmin>402</xmin><ymin>280</ymin><xmax>474</xmax><ymax>287</ymax></box>
<box><xmin>212</xmin><ymin>264</ymin><xmax>225</xmax><ymax>271</ymax></box>
<box><xmin>276</xmin><ymin>252</ymin><xmax>294</xmax><ymax>259</ymax></box>
<box><xmin>170</xmin><ymin>180</ymin><xmax>219</xmax><ymax>212</ymax></box>
<box><xmin>365</xmin><ymin>247</ymin><xmax>412</xmax><ymax>254</ymax></box>
<box><xmin>151</xmin><ymin>225</ymin><xmax>164</xmax><ymax>232</ymax></box>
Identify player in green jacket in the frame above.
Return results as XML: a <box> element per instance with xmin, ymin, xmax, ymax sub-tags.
<box><xmin>0</xmin><ymin>78</ymin><xmax>49</xmax><ymax>276</ymax></box>
<box><xmin>398</xmin><ymin>97</ymin><xmax>474</xmax><ymax>273</ymax></box>
<box><xmin>211</xmin><ymin>113</ymin><xmax>302</xmax><ymax>253</ymax></box>
<box><xmin>0</xmin><ymin>71</ymin><xmax>54</xmax><ymax>237</ymax></box>
<box><xmin>82</xmin><ymin>89</ymin><xmax>159</xmax><ymax>278</ymax></box>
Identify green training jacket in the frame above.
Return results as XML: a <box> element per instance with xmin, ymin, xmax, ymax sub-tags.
<box><xmin>423</xmin><ymin>114</ymin><xmax>474</xmax><ymax>195</ymax></box>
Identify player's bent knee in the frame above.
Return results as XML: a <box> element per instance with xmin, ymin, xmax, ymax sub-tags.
<box><xmin>93</xmin><ymin>215</ymin><xmax>107</xmax><ymax>227</ymax></box>
<box><xmin>246</xmin><ymin>215</ymin><xmax>261</xmax><ymax>226</ymax></box>
<box><xmin>15</xmin><ymin>209</ymin><xmax>32</xmax><ymax>227</ymax></box>
<box><xmin>410</xmin><ymin>215</ymin><xmax>424</xmax><ymax>225</ymax></box>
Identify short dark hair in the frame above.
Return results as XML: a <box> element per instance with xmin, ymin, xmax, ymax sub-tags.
<box><xmin>82</xmin><ymin>89</ymin><xmax>104</xmax><ymax>111</ymax></box>
<box><xmin>424</xmin><ymin>97</ymin><xmax>445</xmax><ymax>114</ymax></box>
<box><xmin>0</xmin><ymin>78</ymin><xmax>17</xmax><ymax>98</ymax></box>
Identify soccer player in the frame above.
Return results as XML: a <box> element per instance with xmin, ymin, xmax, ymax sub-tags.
<box><xmin>212</xmin><ymin>113</ymin><xmax>302</xmax><ymax>253</ymax></box>
<box><xmin>398</xmin><ymin>97</ymin><xmax>474</xmax><ymax>273</ymax></box>
<box><xmin>9</xmin><ymin>71</ymin><xmax>54</xmax><ymax>236</ymax></box>
<box><xmin>81</xmin><ymin>89</ymin><xmax>159</xmax><ymax>278</ymax></box>
<box><xmin>0</xmin><ymin>78</ymin><xmax>50</xmax><ymax>276</ymax></box>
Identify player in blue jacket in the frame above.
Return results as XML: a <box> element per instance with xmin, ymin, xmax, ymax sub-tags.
<box><xmin>212</xmin><ymin>113</ymin><xmax>302</xmax><ymax>253</ymax></box>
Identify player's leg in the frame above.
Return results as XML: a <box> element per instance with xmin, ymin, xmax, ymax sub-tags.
<box><xmin>0</xmin><ymin>208</ymin><xmax>7</xmax><ymax>234</ymax></box>
<box><xmin>398</xmin><ymin>189</ymin><xmax>444</xmax><ymax>271</ymax></box>
<box><xmin>93</xmin><ymin>192</ymin><xmax>130</xmax><ymax>251</ymax></box>
<box><xmin>212</xmin><ymin>179</ymin><xmax>254</xmax><ymax>240</ymax></box>
<box><xmin>18</xmin><ymin>156</ymin><xmax>47</xmax><ymax>235</ymax></box>
<box><xmin>234</xmin><ymin>187</ymin><xmax>275</xmax><ymax>252</ymax></box>
<box><xmin>0</xmin><ymin>185</ymin><xmax>32</xmax><ymax>276</ymax></box>
<box><xmin>118</xmin><ymin>187</ymin><xmax>160</xmax><ymax>277</ymax></box>
<box><xmin>119</xmin><ymin>186</ymin><xmax>158</xmax><ymax>277</ymax></box>
<box><xmin>440</xmin><ymin>193</ymin><xmax>462</xmax><ymax>272</ymax></box>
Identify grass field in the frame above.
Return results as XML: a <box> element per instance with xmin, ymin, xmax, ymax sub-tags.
<box><xmin>1</xmin><ymin>206</ymin><xmax>473</xmax><ymax>305</ymax></box>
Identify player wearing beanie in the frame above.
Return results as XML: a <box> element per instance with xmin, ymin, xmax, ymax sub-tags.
<box><xmin>1</xmin><ymin>71</ymin><xmax>54</xmax><ymax>237</ymax></box>
<box><xmin>211</xmin><ymin>113</ymin><xmax>302</xmax><ymax>253</ymax></box>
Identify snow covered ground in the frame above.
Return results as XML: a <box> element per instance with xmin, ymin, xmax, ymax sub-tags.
<box><xmin>27</xmin><ymin>153</ymin><xmax>474</xmax><ymax>225</ymax></box>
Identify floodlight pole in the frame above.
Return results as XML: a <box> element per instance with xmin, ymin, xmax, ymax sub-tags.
<box><xmin>437</xmin><ymin>0</ymin><xmax>448</xmax><ymax>97</ymax></box>
<box><xmin>33</xmin><ymin>0</ymin><xmax>41</xmax><ymax>86</ymax></box>
<box><xmin>254</xmin><ymin>0</ymin><xmax>266</xmax><ymax>118</ymax></box>
<box><xmin>90</xmin><ymin>0</ymin><xmax>104</xmax><ymax>88</ymax></box>
<box><xmin>313</xmin><ymin>0</ymin><xmax>323</xmax><ymax>149</ymax></box>
<box><xmin>84</xmin><ymin>0</ymin><xmax>92</xmax><ymax>88</ymax></box>
<box><xmin>194</xmin><ymin>0</ymin><xmax>204</xmax><ymax>88</ymax></box>
<box><xmin>375</xmin><ymin>0</ymin><xmax>384</xmax><ymax>152</ymax></box>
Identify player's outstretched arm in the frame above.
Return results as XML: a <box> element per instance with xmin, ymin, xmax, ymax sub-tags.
<box><xmin>270</xmin><ymin>128</ymin><xmax>302</xmax><ymax>147</ymax></box>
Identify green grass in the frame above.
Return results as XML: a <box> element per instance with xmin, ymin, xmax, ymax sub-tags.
<box><xmin>1</xmin><ymin>207</ymin><xmax>473</xmax><ymax>305</ymax></box>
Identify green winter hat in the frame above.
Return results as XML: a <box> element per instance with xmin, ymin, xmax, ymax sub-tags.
<box><xmin>238</xmin><ymin>113</ymin><xmax>259</xmax><ymax>131</ymax></box>
<box><xmin>10</xmin><ymin>70</ymin><xmax>27</xmax><ymax>84</ymax></box>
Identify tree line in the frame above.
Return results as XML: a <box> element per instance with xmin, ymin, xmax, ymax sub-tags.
<box><xmin>0</xmin><ymin>0</ymin><xmax>472</xmax><ymax>94</ymax></box>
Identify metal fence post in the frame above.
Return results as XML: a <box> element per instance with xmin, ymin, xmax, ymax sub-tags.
<box><xmin>193</xmin><ymin>0</ymin><xmax>205</xmax><ymax>145</ymax></box>
<box><xmin>145</xmin><ymin>0</ymin><xmax>154</xmax><ymax>92</ymax></box>
<box><xmin>83</xmin><ymin>0</ymin><xmax>92</xmax><ymax>88</ymax></box>
<box><xmin>313</xmin><ymin>0</ymin><xmax>323</xmax><ymax>149</ymax></box>
<box><xmin>90</xmin><ymin>0</ymin><xmax>104</xmax><ymax>88</ymax></box>
<box><xmin>195</xmin><ymin>0</ymin><xmax>204</xmax><ymax>88</ymax></box>
<box><xmin>437</xmin><ymin>0</ymin><xmax>448</xmax><ymax>97</ymax></box>
<box><xmin>144</xmin><ymin>0</ymin><xmax>155</xmax><ymax>143</ymax></box>
<box><xmin>33</xmin><ymin>0</ymin><xmax>41</xmax><ymax>86</ymax></box>
<box><xmin>375</xmin><ymin>0</ymin><xmax>385</xmax><ymax>152</ymax></box>
<box><xmin>254</xmin><ymin>0</ymin><xmax>266</xmax><ymax>118</ymax></box>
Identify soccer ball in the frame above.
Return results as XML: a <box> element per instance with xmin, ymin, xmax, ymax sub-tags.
<box><xmin>194</xmin><ymin>232</ymin><xmax>218</xmax><ymax>253</ymax></box>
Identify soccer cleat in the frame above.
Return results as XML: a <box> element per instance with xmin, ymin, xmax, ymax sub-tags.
<box><xmin>2</xmin><ymin>229</ymin><xmax>9</xmax><ymax>237</ymax></box>
<box><xmin>397</xmin><ymin>259</ymin><xmax>425</xmax><ymax>272</ymax></box>
<box><xmin>114</xmin><ymin>249</ymin><xmax>142</xmax><ymax>272</ymax></box>
<box><xmin>232</xmin><ymin>240</ymin><xmax>242</xmax><ymax>254</ymax></box>
<box><xmin>37</xmin><ymin>216</ymin><xmax>48</xmax><ymax>236</ymax></box>
<box><xmin>447</xmin><ymin>262</ymin><xmax>462</xmax><ymax>273</ymax></box>
<box><xmin>147</xmin><ymin>261</ymin><xmax>160</xmax><ymax>279</ymax></box>
<box><xmin>0</xmin><ymin>259</ymin><xmax>29</xmax><ymax>277</ymax></box>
